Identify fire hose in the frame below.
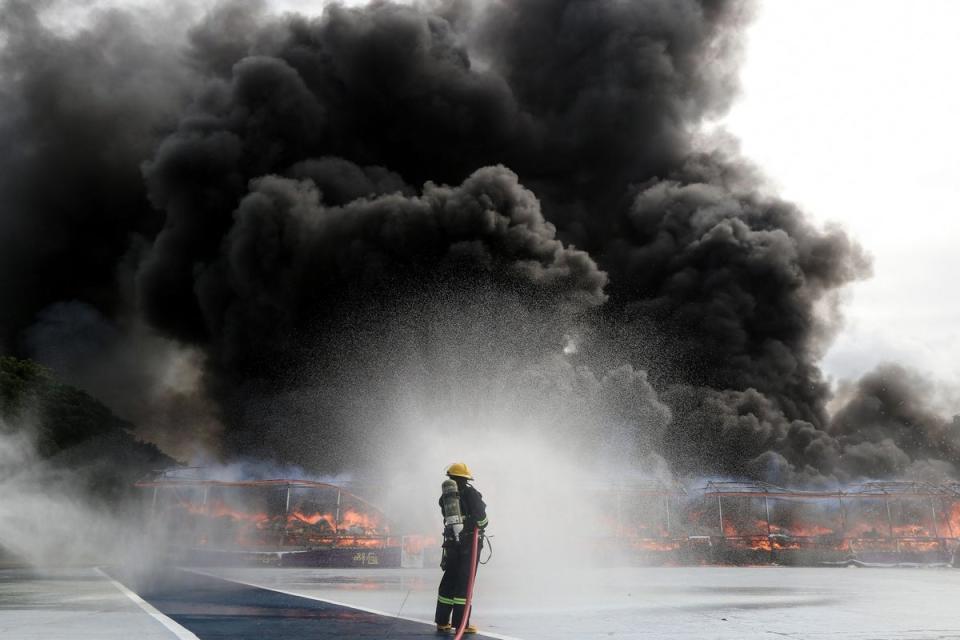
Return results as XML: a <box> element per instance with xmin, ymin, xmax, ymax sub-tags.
<box><xmin>452</xmin><ymin>526</ymin><xmax>480</xmax><ymax>640</ymax></box>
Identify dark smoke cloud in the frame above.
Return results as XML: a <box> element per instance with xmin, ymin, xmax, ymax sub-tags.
<box><xmin>2</xmin><ymin>0</ymin><xmax>952</xmax><ymax>484</ymax></box>
<box><xmin>660</xmin><ymin>363</ymin><xmax>960</xmax><ymax>486</ymax></box>
<box><xmin>611</xmin><ymin>164</ymin><xmax>869</xmax><ymax>418</ymax></box>
<box><xmin>661</xmin><ymin>386</ymin><xmax>837</xmax><ymax>486</ymax></box>
<box><xmin>609</xmin><ymin>159</ymin><xmax>873</xmax><ymax>482</ymax></box>
<box><xmin>830</xmin><ymin>364</ymin><xmax>960</xmax><ymax>480</ymax></box>
<box><xmin>147</xmin><ymin>159</ymin><xmax>607</xmax><ymax>374</ymax></box>
<box><xmin>210</xmin><ymin>165</ymin><xmax>605</xmax><ymax>336</ymax></box>
<box><xmin>465</xmin><ymin>0</ymin><xmax>745</xmax><ymax>231</ymax></box>
<box><xmin>127</xmin><ymin>0</ymin><xmax>758</xmax><ymax>466</ymax></box>
<box><xmin>0</xmin><ymin>0</ymin><xmax>226</xmax><ymax>454</ymax></box>
<box><xmin>0</xmin><ymin>0</ymin><xmax>191</xmax><ymax>349</ymax></box>
<box><xmin>23</xmin><ymin>301</ymin><xmax>222</xmax><ymax>460</ymax></box>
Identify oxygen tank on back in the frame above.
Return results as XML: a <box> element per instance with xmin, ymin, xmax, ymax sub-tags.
<box><xmin>441</xmin><ymin>478</ymin><xmax>464</xmax><ymax>540</ymax></box>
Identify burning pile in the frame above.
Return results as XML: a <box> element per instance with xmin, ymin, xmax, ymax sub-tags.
<box><xmin>140</xmin><ymin>476</ymin><xmax>960</xmax><ymax>567</ymax></box>
<box><xmin>592</xmin><ymin>481</ymin><xmax>960</xmax><ymax>565</ymax></box>
<box><xmin>141</xmin><ymin>479</ymin><xmax>392</xmax><ymax>551</ymax></box>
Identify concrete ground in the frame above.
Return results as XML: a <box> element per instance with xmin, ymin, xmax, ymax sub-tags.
<box><xmin>3</xmin><ymin>565</ymin><xmax>960</xmax><ymax>639</ymax></box>
<box><xmin>202</xmin><ymin>565</ymin><xmax>960</xmax><ymax>640</ymax></box>
<box><xmin>0</xmin><ymin>567</ymin><xmax>186</xmax><ymax>640</ymax></box>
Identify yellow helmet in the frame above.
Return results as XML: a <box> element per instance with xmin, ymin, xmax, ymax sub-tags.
<box><xmin>445</xmin><ymin>462</ymin><xmax>473</xmax><ymax>480</ymax></box>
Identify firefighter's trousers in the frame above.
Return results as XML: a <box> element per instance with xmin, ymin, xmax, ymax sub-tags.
<box><xmin>435</xmin><ymin>537</ymin><xmax>482</xmax><ymax>627</ymax></box>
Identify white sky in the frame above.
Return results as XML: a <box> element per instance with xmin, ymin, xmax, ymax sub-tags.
<box><xmin>721</xmin><ymin>0</ymin><xmax>960</xmax><ymax>392</ymax></box>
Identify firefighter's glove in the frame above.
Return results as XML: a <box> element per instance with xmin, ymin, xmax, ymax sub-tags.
<box><xmin>440</xmin><ymin>549</ymin><xmax>447</xmax><ymax>571</ymax></box>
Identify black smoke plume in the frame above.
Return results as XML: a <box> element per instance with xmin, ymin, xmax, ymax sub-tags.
<box><xmin>1</xmin><ymin>0</ymin><xmax>954</xmax><ymax>483</ymax></box>
<box><xmin>830</xmin><ymin>365</ymin><xmax>960</xmax><ymax>480</ymax></box>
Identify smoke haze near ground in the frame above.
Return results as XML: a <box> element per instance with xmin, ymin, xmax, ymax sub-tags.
<box><xmin>0</xmin><ymin>418</ymin><xmax>163</xmax><ymax>569</ymax></box>
<box><xmin>0</xmin><ymin>0</ymin><xmax>958</xmax><ymax>503</ymax></box>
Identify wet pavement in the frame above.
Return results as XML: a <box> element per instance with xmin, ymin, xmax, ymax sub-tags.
<box><xmin>3</xmin><ymin>565</ymin><xmax>960</xmax><ymax>639</ymax></box>
<box><xmin>0</xmin><ymin>567</ymin><xmax>183</xmax><ymax>640</ymax></box>
<box><xmin>107</xmin><ymin>567</ymin><xmax>498</xmax><ymax>639</ymax></box>
<box><xmin>204</xmin><ymin>565</ymin><xmax>960</xmax><ymax>639</ymax></box>
<box><xmin>0</xmin><ymin>566</ymin><xmax>499</xmax><ymax>639</ymax></box>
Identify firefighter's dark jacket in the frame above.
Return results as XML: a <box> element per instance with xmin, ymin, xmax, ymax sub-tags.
<box><xmin>438</xmin><ymin>483</ymin><xmax>488</xmax><ymax>535</ymax></box>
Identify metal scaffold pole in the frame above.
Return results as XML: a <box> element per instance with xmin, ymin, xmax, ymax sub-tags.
<box><xmin>616</xmin><ymin>486</ymin><xmax>623</xmax><ymax>539</ymax></box>
<box><xmin>764</xmin><ymin>495</ymin><xmax>774</xmax><ymax>561</ymax></box>
<box><xmin>839</xmin><ymin>493</ymin><xmax>848</xmax><ymax>541</ymax></box>
<box><xmin>717</xmin><ymin>495</ymin><xmax>724</xmax><ymax>537</ymax></box>
<box><xmin>335</xmin><ymin>488</ymin><xmax>342</xmax><ymax>535</ymax></box>
<box><xmin>929</xmin><ymin>497</ymin><xmax>943</xmax><ymax>554</ymax></box>
<box><xmin>885</xmin><ymin>496</ymin><xmax>900</xmax><ymax>554</ymax></box>
<box><xmin>837</xmin><ymin>493</ymin><xmax>851</xmax><ymax>554</ymax></box>
<box><xmin>664</xmin><ymin>494</ymin><xmax>671</xmax><ymax>536</ymax></box>
<box><xmin>282</xmin><ymin>484</ymin><xmax>292</xmax><ymax>548</ymax></box>
<box><xmin>943</xmin><ymin>498</ymin><xmax>955</xmax><ymax>539</ymax></box>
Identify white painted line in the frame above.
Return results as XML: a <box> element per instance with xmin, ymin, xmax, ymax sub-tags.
<box><xmin>185</xmin><ymin>568</ymin><xmax>526</xmax><ymax>640</ymax></box>
<box><xmin>94</xmin><ymin>567</ymin><xmax>200</xmax><ymax>640</ymax></box>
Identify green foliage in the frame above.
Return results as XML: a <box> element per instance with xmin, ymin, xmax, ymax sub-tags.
<box><xmin>0</xmin><ymin>356</ymin><xmax>51</xmax><ymax>413</ymax></box>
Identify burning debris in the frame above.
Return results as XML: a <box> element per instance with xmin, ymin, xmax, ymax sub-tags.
<box><xmin>622</xmin><ymin>480</ymin><xmax>960</xmax><ymax>565</ymax></box>
<box><xmin>139</xmin><ymin>474</ymin><xmax>960</xmax><ymax>568</ymax></box>
<box><xmin>139</xmin><ymin>477</ymin><xmax>401</xmax><ymax>560</ymax></box>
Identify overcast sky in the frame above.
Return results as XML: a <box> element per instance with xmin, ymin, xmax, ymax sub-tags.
<box><xmin>719</xmin><ymin>0</ymin><xmax>960</xmax><ymax>398</ymax></box>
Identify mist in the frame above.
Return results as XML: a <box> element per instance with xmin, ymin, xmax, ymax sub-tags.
<box><xmin>0</xmin><ymin>417</ymin><xmax>162</xmax><ymax>570</ymax></box>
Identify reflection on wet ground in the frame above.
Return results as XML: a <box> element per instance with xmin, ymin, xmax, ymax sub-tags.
<box><xmin>0</xmin><ymin>568</ymin><xmax>125</xmax><ymax>610</ymax></box>
<box><xmin>107</xmin><ymin>567</ymin><xmax>496</xmax><ymax>639</ymax></box>
<box><xmin>0</xmin><ymin>567</ymin><xmax>180</xmax><ymax>639</ymax></box>
<box><xmin>4</xmin><ymin>565</ymin><xmax>960</xmax><ymax>639</ymax></box>
<box><xmin>207</xmin><ymin>565</ymin><xmax>960</xmax><ymax>640</ymax></box>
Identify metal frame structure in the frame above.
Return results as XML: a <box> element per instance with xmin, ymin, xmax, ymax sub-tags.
<box><xmin>137</xmin><ymin>473</ymin><xmax>395</xmax><ymax>549</ymax></box>
<box><xmin>607</xmin><ymin>481</ymin><xmax>688</xmax><ymax>540</ymax></box>
<box><xmin>137</xmin><ymin>472</ymin><xmax>960</xmax><ymax>563</ymax></box>
<box><xmin>702</xmin><ymin>480</ymin><xmax>958</xmax><ymax>553</ymax></box>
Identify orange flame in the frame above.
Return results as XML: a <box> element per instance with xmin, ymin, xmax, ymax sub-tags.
<box><xmin>403</xmin><ymin>534</ymin><xmax>439</xmax><ymax>554</ymax></box>
<box><xmin>167</xmin><ymin>499</ymin><xmax>391</xmax><ymax>549</ymax></box>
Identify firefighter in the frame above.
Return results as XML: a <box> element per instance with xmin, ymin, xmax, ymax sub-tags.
<box><xmin>435</xmin><ymin>462</ymin><xmax>488</xmax><ymax>634</ymax></box>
